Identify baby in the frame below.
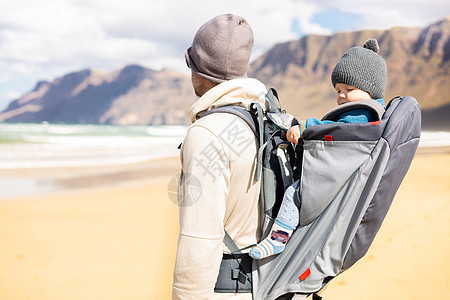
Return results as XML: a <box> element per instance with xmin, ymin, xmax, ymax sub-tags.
<box><xmin>250</xmin><ymin>38</ymin><xmax>387</xmax><ymax>260</ymax></box>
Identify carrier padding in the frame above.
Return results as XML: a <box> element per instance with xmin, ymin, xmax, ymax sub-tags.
<box><xmin>342</xmin><ymin>96</ymin><xmax>421</xmax><ymax>269</ymax></box>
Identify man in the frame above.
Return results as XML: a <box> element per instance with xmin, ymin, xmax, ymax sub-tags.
<box><xmin>172</xmin><ymin>14</ymin><xmax>267</xmax><ymax>299</ymax></box>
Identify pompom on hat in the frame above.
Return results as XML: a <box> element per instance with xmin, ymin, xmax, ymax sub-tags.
<box><xmin>331</xmin><ymin>38</ymin><xmax>387</xmax><ymax>99</ymax></box>
<box><xmin>185</xmin><ymin>14</ymin><xmax>254</xmax><ymax>84</ymax></box>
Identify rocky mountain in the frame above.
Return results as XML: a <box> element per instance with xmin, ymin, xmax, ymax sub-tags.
<box><xmin>0</xmin><ymin>65</ymin><xmax>194</xmax><ymax>125</ymax></box>
<box><xmin>249</xmin><ymin>16</ymin><xmax>450</xmax><ymax>127</ymax></box>
<box><xmin>1</xmin><ymin>17</ymin><xmax>449</xmax><ymax>129</ymax></box>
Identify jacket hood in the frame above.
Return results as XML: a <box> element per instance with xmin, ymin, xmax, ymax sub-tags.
<box><xmin>189</xmin><ymin>78</ymin><xmax>268</xmax><ymax>123</ymax></box>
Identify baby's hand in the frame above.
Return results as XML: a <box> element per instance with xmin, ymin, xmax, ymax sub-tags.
<box><xmin>286</xmin><ymin>125</ymin><xmax>301</xmax><ymax>145</ymax></box>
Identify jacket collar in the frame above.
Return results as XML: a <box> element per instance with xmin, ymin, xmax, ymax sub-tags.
<box><xmin>189</xmin><ymin>78</ymin><xmax>267</xmax><ymax>123</ymax></box>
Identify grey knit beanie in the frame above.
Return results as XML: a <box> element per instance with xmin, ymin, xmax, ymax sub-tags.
<box><xmin>185</xmin><ymin>14</ymin><xmax>254</xmax><ymax>84</ymax></box>
<box><xmin>331</xmin><ymin>39</ymin><xmax>387</xmax><ymax>99</ymax></box>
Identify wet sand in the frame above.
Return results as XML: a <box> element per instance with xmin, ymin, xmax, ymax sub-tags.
<box><xmin>0</xmin><ymin>158</ymin><xmax>181</xmax><ymax>300</ymax></box>
<box><xmin>0</xmin><ymin>151</ymin><xmax>449</xmax><ymax>299</ymax></box>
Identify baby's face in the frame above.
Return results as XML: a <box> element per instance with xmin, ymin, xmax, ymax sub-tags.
<box><xmin>335</xmin><ymin>83</ymin><xmax>372</xmax><ymax>105</ymax></box>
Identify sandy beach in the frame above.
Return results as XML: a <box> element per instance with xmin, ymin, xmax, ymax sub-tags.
<box><xmin>0</xmin><ymin>150</ymin><xmax>449</xmax><ymax>299</ymax></box>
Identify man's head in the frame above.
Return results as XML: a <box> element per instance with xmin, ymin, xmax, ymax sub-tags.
<box><xmin>331</xmin><ymin>38</ymin><xmax>387</xmax><ymax>100</ymax></box>
<box><xmin>190</xmin><ymin>70</ymin><xmax>218</xmax><ymax>97</ymax></box>
<box><xmin>185</xmin><ymin>13</ymin><xmax>254</xmax><ymax>95</ymax></box>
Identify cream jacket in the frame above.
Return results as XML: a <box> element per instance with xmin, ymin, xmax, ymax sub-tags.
<box><xmin>172</xmin><ymin>78</ymin><xmax>268</xmax><ymax>299</ymax></box>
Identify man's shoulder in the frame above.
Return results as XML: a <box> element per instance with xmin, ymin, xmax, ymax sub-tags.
<box><xmin>186</xmin><ymin>111</ymin><xmax>257</xmax><ymax>155</ymax></box>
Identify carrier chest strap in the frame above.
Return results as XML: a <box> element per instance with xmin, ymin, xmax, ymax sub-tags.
<box><xmin>223</xmin><ymin>230</ymin><xmax>242</xmax><ymax>254</ymax></box>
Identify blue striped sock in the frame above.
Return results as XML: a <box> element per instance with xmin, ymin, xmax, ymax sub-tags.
<box><xmin>249</xmin><ymin>219</ymin><xmax>294</xmax><ymax>260</ymax></box>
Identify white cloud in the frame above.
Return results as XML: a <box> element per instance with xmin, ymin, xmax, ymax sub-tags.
<box><xmin>0</xmin><ymin>0</ymin><xmax>448</xmax><ymax>108</ymax></box>
<box><xmin>308</xmin><ymin>0</ymin><xmax>450</xmax><ymax>29</ymax></box>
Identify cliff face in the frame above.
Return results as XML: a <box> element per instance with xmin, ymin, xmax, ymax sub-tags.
<box><xmin>249</xmin><ymin>17</ymin><xmax>450</xmax><ymax>125</ymax></box>
<box><xmin>0</xmin><ymin>65</ymin><xmax>194</xmax><ymax>125</ymax></box>
<box><xmin>1</xmin><ymin>17</ymin><xmax>449</xmax><ymax>129</ymax></box>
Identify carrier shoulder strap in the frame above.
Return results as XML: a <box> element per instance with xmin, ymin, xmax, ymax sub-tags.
<box><xmin>321</xmin><ymin>99</ymin><xmax>385</xmax><ymax>122</ymax></box>
<box><xmin>200</xmin><ymin>106</ymin><xmax>258</xmax><ymax>137</ymax></box>
<box><xmin>200</xmin><ymin>106</ymin><xmax>260</xmax><ymax>255</ymax></box>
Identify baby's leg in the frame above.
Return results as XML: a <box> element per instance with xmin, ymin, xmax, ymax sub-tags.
<box><xmin>249</xmin><ymin>181</ymin><xmax>300</xmax><ymax>259</ymax></box>
<box><xmin>277</xmin><ymin>180</ymin><xmax>300</xmax><ymax>228</ymax></box>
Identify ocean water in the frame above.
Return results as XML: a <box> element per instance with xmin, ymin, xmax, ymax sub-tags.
<box><xmin>0</xmin><ymin>122</ymin><xmax>449</xmax><ymax>170</ymax></box>
<box><xmin>0</xmin><ymin>122</ymin><xmax>188</xmax><ymax>169</ymax></box>
<box><xmin>418</xmin><ymin>131</ymin><xmax>450</xmax><ymax>148</ymax></box>
<box><xmin>0</xmin><ymin>123</ymin><xmax>448</xmax><ymax>199</ymax></box>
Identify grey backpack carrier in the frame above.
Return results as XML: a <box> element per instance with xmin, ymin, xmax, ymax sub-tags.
<box><xmin>208</xmin><ymin>89</ymin><xmax>421</xmax><ymax>299</ymax></box>
<box><xmin>252</xmin><ymin>94</ymin><xmax>421</xmax><ymax>299</ymax></box>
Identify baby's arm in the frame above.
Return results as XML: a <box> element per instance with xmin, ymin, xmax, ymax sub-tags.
<box><xmin>286</xmin><ymin>125</ymin><xmax>301</xmax><ymax>145</ymax></box>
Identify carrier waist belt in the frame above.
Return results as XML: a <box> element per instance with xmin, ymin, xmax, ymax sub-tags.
<box><xmin>214</xmin><ymin>253</ymin><xmax>252</xmax><ymax>293</ymax></box>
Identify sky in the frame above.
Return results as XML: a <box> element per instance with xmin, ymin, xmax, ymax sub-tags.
<box><xmin>0</xmin><ymin>0</ymin><xmax>449</xmax><ymax>111</ymax></box>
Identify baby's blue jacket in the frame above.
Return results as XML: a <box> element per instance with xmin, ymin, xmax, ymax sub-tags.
<box><xmin>306</xmin><ymin>99</ymin><xmax>385</xmax><ymax>127</ymax></box>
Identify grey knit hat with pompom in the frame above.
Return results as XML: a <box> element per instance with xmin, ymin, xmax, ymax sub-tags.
<box><xmin>331</xmin><ymin>38</ymin><xmax>387</xmax><ymax>99</ymax></box>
